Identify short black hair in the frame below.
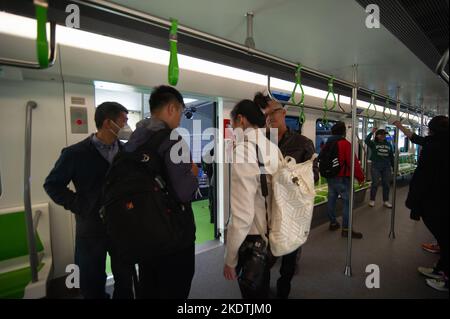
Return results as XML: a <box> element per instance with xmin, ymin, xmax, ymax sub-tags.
<box><xmin>428</xmin><ymin>115</ymin><xmax>448</xmax><ymax>136</ymax></box>
<box><xmin>95</xmin><ymin>102</ymin><xmax>128</xmax><ymax>129</ymax></box>
<box><xmin>231</xmin><ymin>99</ymin><xmax>266</xmax><ymax>128</ymax></box>
<box><xmin>331</xmin><ymin>121</ymin><xmax>346</xmax><ymax>136</ymax></box>
<box><xmin>149</xmin><ymin>85</ymin><xmax>185</xmax><ymax>114</ymax></box>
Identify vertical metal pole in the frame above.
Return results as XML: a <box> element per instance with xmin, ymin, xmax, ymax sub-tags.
<box><xmin>24</xmin><ymin>101</ymin><xmax>39</xmax><ymax>283</ymax></box>
<box><xmin>245</xmin><ymin>12</ymin><xmax>255</xmax><ymax>49</ymax></box>
<box><xmin>362</xmin><ymin>117</ymin><xmax>368</xmax><ymax>176</ymax></box>
<box><xmin>420</xmin><ymin>109</ymin><xmax>424</xmax><ymax>135</ymax></box>
<box><xmin>418</xmin><ymin>106</ymin><xmax>425</xmax><ymax>156</ymax></box>
<box><xmin>141</xmin><ymin>93</ymin><xmax>145</xmax><ymax>120</ymax></box>
<box><xmin>389</xmin><ymin>88</ymin><xmax>401</xmax><ymax>239</ymax></box>
<box><xmin>345</xmin><ymin>64</ymin><xmax>358</xmax><ymax>277</ymax></box>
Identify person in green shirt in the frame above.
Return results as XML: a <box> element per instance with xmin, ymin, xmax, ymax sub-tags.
<box><xmin>365</xmin><ymin>127</ymin><xmax>394</xmax><ymax>208</ymax></box>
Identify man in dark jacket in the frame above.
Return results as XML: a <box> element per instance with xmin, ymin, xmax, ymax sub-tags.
<box><xmin>44</xmin><ymin>102</ymin><xmax>134</xmax><ymax>298</ymax></box>
<box><xmin>255</xmin><ymin>92</ymin><xmax>318</xmax><ymax>299</ymax></box>
<box><xmin>394</xmin><ymin>117</ymin><xmax>449</xmax><ymax>292</ymax></box>
<box><xmin>125</xmin><ymin>85</ymin><xmax>198</xmax><ymax>298</ymax></box>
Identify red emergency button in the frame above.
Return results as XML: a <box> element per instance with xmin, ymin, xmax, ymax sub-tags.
<box><xmin>76</xmin><ymin>119</ymin><xmax>83</xmax><ymax>125</ymax></box>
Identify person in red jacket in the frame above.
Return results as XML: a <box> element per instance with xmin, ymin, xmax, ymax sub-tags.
<box><xmin>325</xmin><ymin>122</ymin><xmax>365</xmax><ymax>238</ymax></box>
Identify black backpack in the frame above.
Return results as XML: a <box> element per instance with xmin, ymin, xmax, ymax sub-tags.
<box><xmin>100</xmin><ymin>129</ymin><xmax>196</xmax><ymax>264</ymax></box>
<box><xmin>318</xmin><ymin>138</ymin><xmax>344</xmax><ymax>178</ymax></box>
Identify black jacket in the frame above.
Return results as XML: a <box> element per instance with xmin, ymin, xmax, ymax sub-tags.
<box><xmin>44</xmin><ymin>135</ymin><xmax>119</xmax><ymax>237</ymax></box>
<box><xmin>278</xmin><ymin>128</ymin><xmax>320</xmax><ymax>183</ymax></box>
<box><xmin>406</xmin><ymin>133</ymin><xmax>449</xmax><ymax>220</ymax></box>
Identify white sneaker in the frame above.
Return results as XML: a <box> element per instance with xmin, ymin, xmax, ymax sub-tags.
<box><xmin>418</xmin><ymin>267</ymin><xmax>443</xmax><ymax>280</ymax></box>
<box><xmin>369</xmin><ymin>201</ymin><xmax>375</xmax><ymax>207</ymax></box>
<box><xmin>426</xmin><ymin>278</ymin><xmax>449</xmax><ymax>292</ymax></box>
<box><xmin>384</xmin><ymin>201</ymin><xmax>393</xmax><ymax>208</ymax></box>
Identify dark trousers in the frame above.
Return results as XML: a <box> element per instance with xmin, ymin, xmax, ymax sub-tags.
<box><xmin>422</xmin><ymin>213</ymin><xmax>449</xmax><ymax>276</ymax></box>
<box><xmin>327</xmin><ymin>177</ymin><xmax>350</xmax><ymax>228</ymax></box>
<box><xmin>275</xmin><ymin>247</ymin><xmax>301</xmax><ymax>299</ymax></box>
<box><xmin>75</xmin><ymin>236</ymin><xmax>135</xmax><ymax>299</ymax></box>
<box><xmin>137</xmin><ymin>244</ymin><xmax>195</xmax><ymax>299</ymax></box>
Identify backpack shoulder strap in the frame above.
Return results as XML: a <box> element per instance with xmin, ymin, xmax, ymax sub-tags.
<box><xmin>137</xmin><ymin>128</ymin><xmax>172</xmax><ymax>155</ymax></box>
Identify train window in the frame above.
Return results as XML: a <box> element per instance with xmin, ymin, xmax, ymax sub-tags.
<box><xmin>385</xmin><ymin>125</ymin><xmax>395</xmax><ymax>144</ymax></box>
<box><xmin>357</xmin><ymin>118</ymin><xmax>375</xmax><ymax>140</ymax></box>
<box><xmin>285</xmin><ymin>115</ymin><xmax>302</xmax><ymax>133</ymax></box>
<box><xmin>315</xmin><ymin>119</ymin><xmax>338</xmax><ymax>153</ymax></box>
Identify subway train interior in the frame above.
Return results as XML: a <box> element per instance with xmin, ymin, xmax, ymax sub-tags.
<box><xmin>0</xmin><ymin>0</ymin><xmax>448</xmax><ymax>301</ymax></box>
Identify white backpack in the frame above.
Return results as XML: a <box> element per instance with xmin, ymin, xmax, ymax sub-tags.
<box><xmin>268</xmin><ymin>152</ymin><xmax>317</xmax><ymax>257</ymax></box>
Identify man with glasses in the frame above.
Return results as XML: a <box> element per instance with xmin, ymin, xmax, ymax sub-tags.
<box><xmin>254</xmin><ymin>92</ymin><xmax>318</xmax><ymax>299</ymax></box>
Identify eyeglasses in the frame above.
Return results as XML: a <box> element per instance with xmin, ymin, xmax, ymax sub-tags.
<box><xmin>265</xmin><ymin>108</ymin><xmax>284</xmax><ymax>118</ymax></box>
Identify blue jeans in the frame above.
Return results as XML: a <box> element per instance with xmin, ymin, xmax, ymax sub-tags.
<box><xmin>370</xmin><ymin>160</ymin><xmax>392</xmax><ymax>202</ymax></box>
<box><xmin>75</xmin><ymin>236</ymin><xmax>134</xmax><ymax>299</ymax></box>
<box><xmin>327</xmin><ymin>177</ymin><xmax>350</xmax><ymax>228</ymax></box>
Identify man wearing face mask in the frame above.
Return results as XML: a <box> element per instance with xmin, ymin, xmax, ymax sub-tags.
<box><xmin>44</xmin><ymin>102</ymin><xmax>135</xmax><ymax>299</ymax></box>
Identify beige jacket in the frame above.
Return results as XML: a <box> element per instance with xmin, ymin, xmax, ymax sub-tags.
<box><xmin>224</xmin><ymin>128</ymin><xmax>280</xmax><ymax>268</ymax></box>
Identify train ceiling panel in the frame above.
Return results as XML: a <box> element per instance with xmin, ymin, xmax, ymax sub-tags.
<box><xmin>107</xmin><ymin>0</ymin><xmax>450</xmax><ymax>113</ymax></box>
<box><xmin>1</xmin><ymin>0</ymin><xmax>448</xmax><ymax>115</ymax></box>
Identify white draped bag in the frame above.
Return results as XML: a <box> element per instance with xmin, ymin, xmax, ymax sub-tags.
<box><xmin>269</xmin><ymin>152</ymin><xmax>317</xmax><ymax>257</ymax></box>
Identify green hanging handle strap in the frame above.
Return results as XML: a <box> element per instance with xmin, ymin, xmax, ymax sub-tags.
<box><xmin>365</xmin><ymin>92</ymin><xmax>378</xmax><ymax>119</ymax></box>
<box><xmin>290</xmin><ymin>64</ymin><xmax>306</xmax><ymax>124</ymax></box>
<box><xmin>322</xmin><ymin>77</ymin><xmax>336</xmax><ymax>125</ymax></box>
<box><xmin>168</xmin><ymin>18</ymin><xmax>179</xmax><ymax>86</ymax></box>
<box><xmin>383</xmin><ymin>97</ymin><xmax>392</xmax><ymax>121</ymax></box>
<box><xmin>35</xmin><ymin>0</ymin><xmax>49</xmax><ymax>68</ymax></box>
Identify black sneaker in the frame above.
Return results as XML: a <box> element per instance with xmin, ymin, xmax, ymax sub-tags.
<box><xmin>329</xmin><ymin>222</ymin><xmax>341</xmax><ymax>231</ymax></box>
<box><xmin>341</xmin><ymin>228</ymin><xmax>363</xmax><ymax>239</ymax></box>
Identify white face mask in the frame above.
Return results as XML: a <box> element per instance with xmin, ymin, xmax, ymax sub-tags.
<box><xmin>110</xmin><ymin>121</ymin><xmax>133</xmax><ymax>140</ymax></box>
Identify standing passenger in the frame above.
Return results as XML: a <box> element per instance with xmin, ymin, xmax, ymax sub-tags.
<box><xmin>365</xmin><ymin>127</ymin><xmax>394</xmax><ymax>208</ymax></box>
<box><xmin>124</xmin><ymin>85</ymin><xmax>198</xmax><ymax>298</ymax></box>
<box><xmin>254</xmin><ymin>92</ymin><xmax>318</xmax><ymax>299</ymax></box>
<box><xmin>223</xmin><ymin>99</ymin><xmax>279</xmax><ymax>299</ymax></box>
<box><xmin>394</xmin><ymin>117</ymin><xmax>449</xmax><ymax>292</ymax></box>
<box><xmin>321</xmin><ymin>122</ymin><xmax>365</xmax><ymax>238</ymax></box>
<box><xmin>44</xmin><ymin>102</ymin><xmax>134</xmax><ymax>299</ymax></box>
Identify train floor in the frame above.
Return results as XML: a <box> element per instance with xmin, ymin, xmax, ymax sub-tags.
<box><xmin>48</xmin><ymin>184</ymin><xmax>447</xmax><ymax>299</ymax></box>
<box><xmin>188</xmin><ymin>184</ymin><xmax>448</xmax><ymax>299</ymax></box>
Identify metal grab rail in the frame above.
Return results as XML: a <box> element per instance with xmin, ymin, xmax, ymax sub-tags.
<box><xmin>435</xmin><ymin>49</ymin><xmax>449</xmax><ymax>85</ymax></box>
<box><xmin>24</xmin><ymin>101</ymin><xmax>39</xmax><ymax>283</ymax></box>
<box><xmin>33</xmin><ymin>210</ymin><xmax>42</xmax><ymax>235</ymax></box>
<box><xmin>345</xmin><ymin>64</ymin><xmax>358</xmax><ymax>277</ymax></box>
<box><xmin>389</xmin><ymin>88</ymin><xmax>401</xmax><ymax>239</ymax></box>
<box><xmin>68</xmin><ymin>0</ymin><xmax>431</xmax><ymax>117</ymax></box>
<box><xmin>267</xmin><ymin>75</ymin><xmax>348</xmax><ymax>116</ymax></box>
<box><xmin>0</xmin><ymin>19</ymin><xmax>57</xmax><ymax>69</ymax></box>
